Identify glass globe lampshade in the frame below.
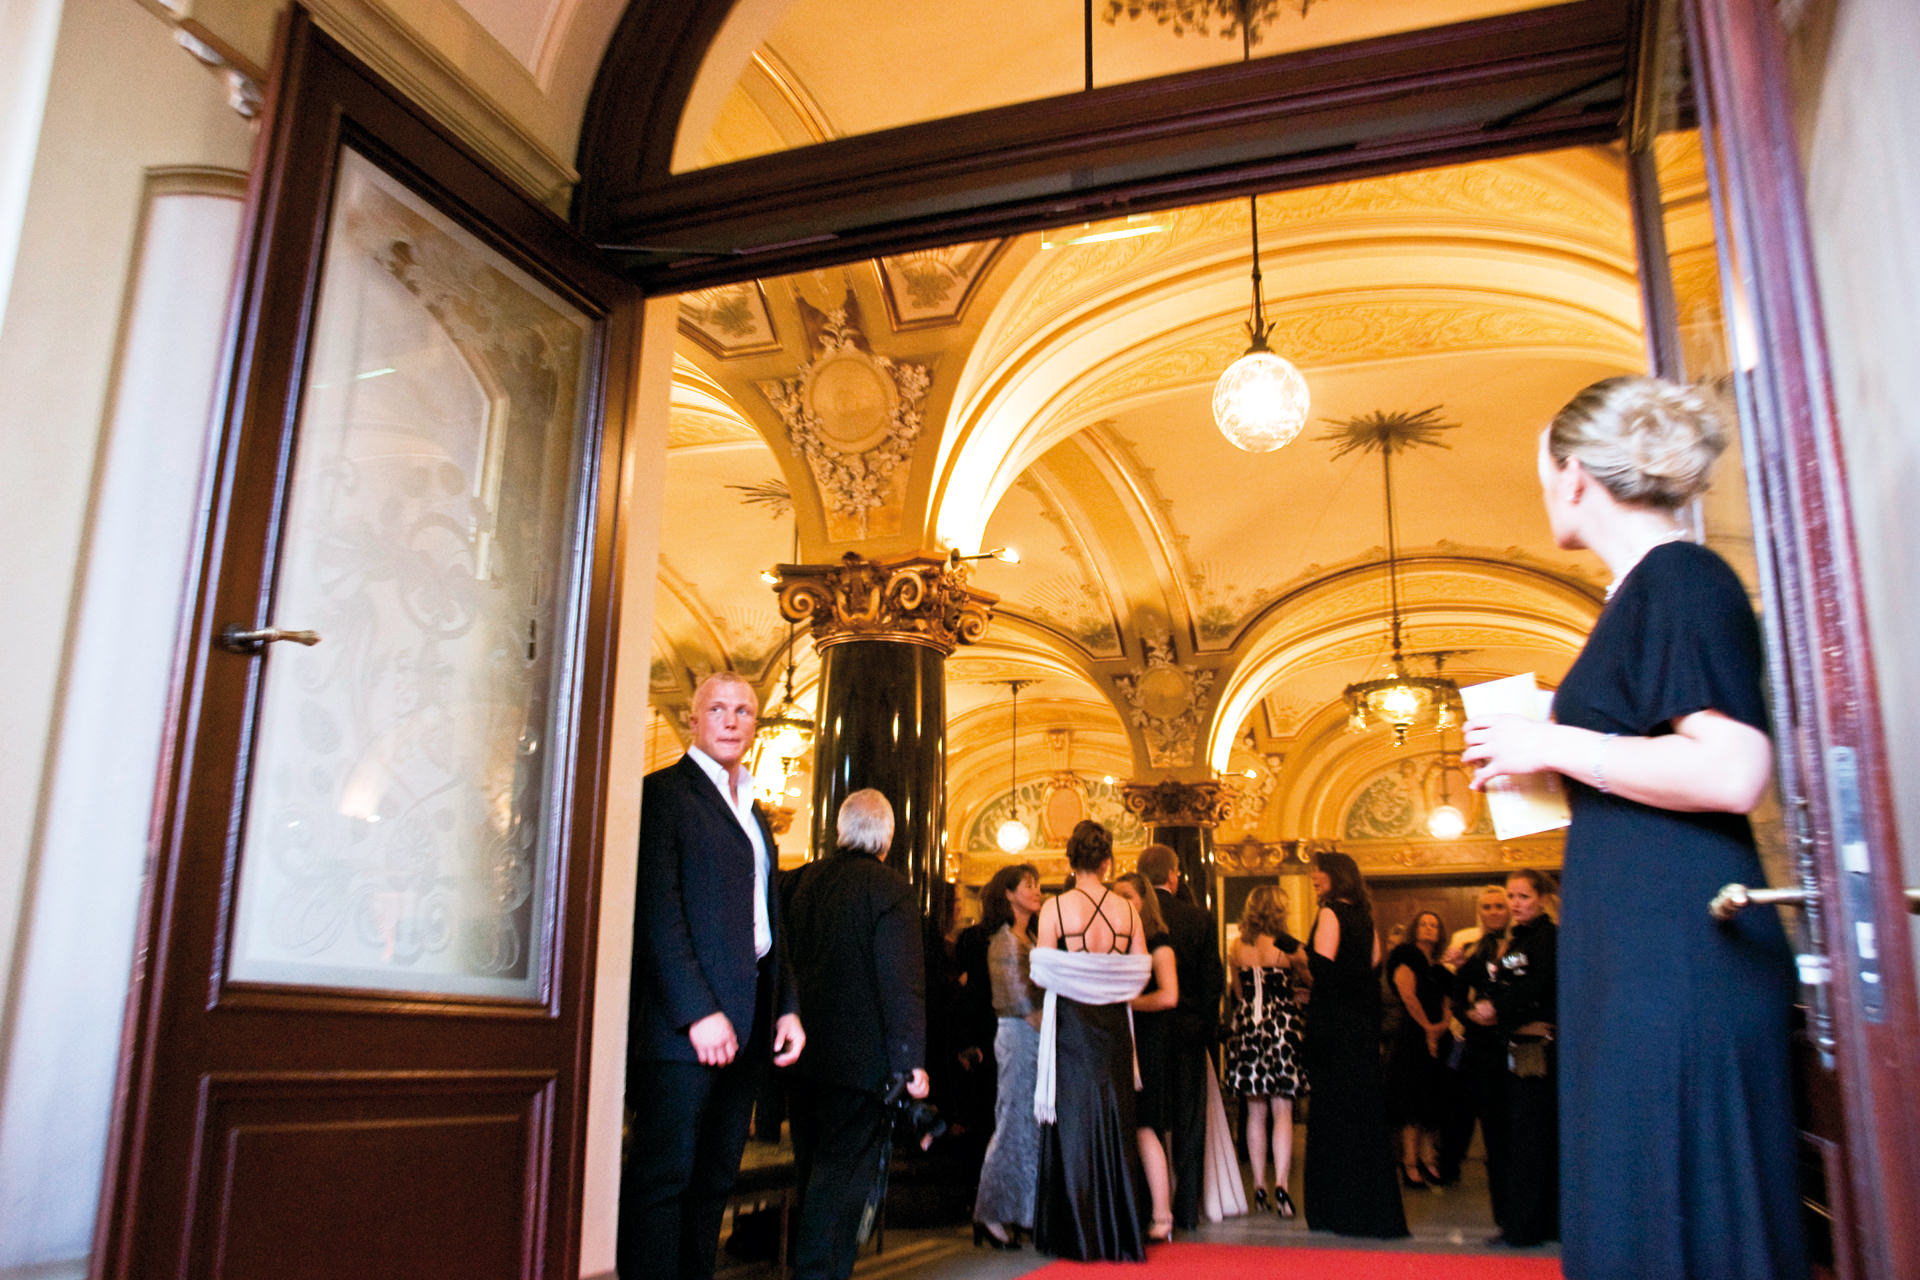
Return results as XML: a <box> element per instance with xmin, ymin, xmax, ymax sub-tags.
<box><xmin>995</xmin><ymin>817</ymin><xmax>1032</xmax><ymax>854</ymax></box>
<box><xmin>1212</xmin><ymin>342</ymin><xmax>1310</xmax><ymax>453</ymax></box>
<box><xmin>1425</xmin><ymin>803</ymin><xmax>1467</xmax><ymax>840</ymax></box>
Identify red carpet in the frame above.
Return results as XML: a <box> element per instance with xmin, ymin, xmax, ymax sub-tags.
<box><xmin>1022</xmin><ymin>1242</ymin><xmax>1562</xmax><ymax>1279</ymax></box>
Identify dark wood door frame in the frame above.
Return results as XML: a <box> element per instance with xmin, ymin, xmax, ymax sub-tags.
<box><xmin>574</xmin><ymin>0</ymin><xmax>1920</xmax><ymax>1276</ymax></box>
<box><xmin>576</xmin><ymin>0</ymin><xmax>1635</xmax><ymax>293</ymax></box>
<box><xmin>94</xmin><ymin>11</ymin><xmax>637</xmax><ymax>1279</ymax></box>
<box><xmin>1680</xmin><ymin>0</ymin><xmax>1920</xmax><ymax>1275</ymax></box>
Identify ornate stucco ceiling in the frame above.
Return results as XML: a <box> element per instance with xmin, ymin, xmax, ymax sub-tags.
<box><xmin>608</xmin><ymin>2</ymin><xmax>1732</xmax><ymax>879</ymax></box>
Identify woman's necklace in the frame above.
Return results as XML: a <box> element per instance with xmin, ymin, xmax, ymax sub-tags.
<box><xmin>1605</xmin><ymin>526</ymin><xmax>1690</xmax><ymax>600</ymax></box>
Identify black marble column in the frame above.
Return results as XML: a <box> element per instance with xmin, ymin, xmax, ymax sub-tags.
<box><xmin>775</xmin><ymin>552</ymin><xmax>996</xmax><ymax>916</ymax></box>
<box><xmin>809</xmin><ymin>639</ymin><xmax>947</xmax><ymax>915</ymax></box>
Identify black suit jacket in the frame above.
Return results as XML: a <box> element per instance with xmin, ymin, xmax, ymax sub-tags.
<box><xmin>1157</xmin><ymin>886</ymin><xmax>1224</xmax><ymax>1044</ymax></box>
<box><xmin>785</xmin><ymin>848</ymin><xmax>926</xmax><ymax>1093</ymax></box>
<box><xmin>628</xmin><ymin>753</ymin><xmax>796</xmax><ymax>1063</ymax></box>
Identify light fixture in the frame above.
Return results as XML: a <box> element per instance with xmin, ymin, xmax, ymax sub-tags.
<box><xmin>752</xmin><ymin>518</ymin><xmax>817</xmax><ymax>805</ymax></box>
<box><xmin>1330</xmin><ymin>408</ymin><xmax>1465</xmax><ymax>747</ymax></box>
<box><xmin>1423</xmin><ymin>723</ymin><xmax>1473</xmax><ymax>839</ymax></box>
<box><xmin>949</xmin><ymin>546</ymin><xmax>1021</xmax><ymax>566</ymax></box>
<box><xmin>1211</xmin><ymin>9</ymin><xmax>1309</xmax><ymax>454</ymax></box>
<box><xmin>995</xmin><ymin>679</ymin><xmax>1034</xmax><ymax>854</ymax></box>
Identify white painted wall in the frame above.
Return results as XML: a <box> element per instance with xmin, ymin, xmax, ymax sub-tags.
<box><xmin>0</xmin><ymin>0</ymin><xmax>252</xmax><ymax>1272</ymax></box>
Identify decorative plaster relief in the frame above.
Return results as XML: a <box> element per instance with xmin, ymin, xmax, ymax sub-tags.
<box><xmin>681</xmin><ymin>282</ymin><xmax>782</xmax><ymax>357</ymax></box>
<box><xmin>759</xmin><ymin>295</ymin><xmax>931</xmax><ymax>540</ymax></box>
<box><xmin>1114</xmin><ymin>628</ymin><xmax>1217</xmax><ymax>767</ymax></box>
<box><xmin>668</xmin><ymin>408</ymin><xmax>763</xmax><ymax>450</ymax></box>
<box><xmin>875</xmin><ymin>241</ymin><xmax>1003</xmax><ymax>329</ymax></box>
<box><xmin>964</xmin><ymin>777</ymin><xmax>1147</xmax><ymax>852</ymax></box>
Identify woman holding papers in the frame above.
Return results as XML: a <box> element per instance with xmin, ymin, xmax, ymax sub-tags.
<box><xmin>1461</xmin><ymin>376</ymin><xmax>1804</xmax><ymax>1280</ymax></box>
<box><xmin>1031</xmin><ymin>821</ymin><xmax>1153</xmax><ymax>1261</ymax></box>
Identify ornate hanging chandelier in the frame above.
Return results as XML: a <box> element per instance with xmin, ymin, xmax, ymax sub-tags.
<box><xmin>1328</xmin><ymin>408</ymin><xmax>1466</xmax><ymax>747</ymax></box>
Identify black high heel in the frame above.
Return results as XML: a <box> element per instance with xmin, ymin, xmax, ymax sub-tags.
<box><xmin>1274</xmin><ymin>1188</ymin><xmax>1295</xmax><ymax>1219</ymax></box>
<box><xmin>1252</xmin><ymin>1187</ymin><xmax>1269</xmax><ymax>1213</ymax></box>
<box><xmin>973</xmin><ymin>1222</ymin><xmax>1017</xmax><ymax>1250</ymax></box>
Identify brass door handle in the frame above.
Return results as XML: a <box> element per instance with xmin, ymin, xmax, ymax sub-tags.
<box><xmin>218</xmin><ymin>624</ymin><xmax>322</xmax><ymax>654</ymax></box>
<box><xmin>1711</xmin><ymin>882</ymin><xmax>1920</xmax><ymax>920</ymax></box>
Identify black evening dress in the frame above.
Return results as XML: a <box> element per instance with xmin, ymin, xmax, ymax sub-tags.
<box><xmin>1381</xmin><ymin>941</ymin><xmax>1448</xmax><ymax>1131</ymax></box>
<box><xmin>1302</xmin><ymin>899</ymin><xmax>1409</xmax><ymax>1238</ymax></box>
<box><xmin>1033</xmin><ymin>891</ymin><xmax>1148</xmax><ymax>1262</ymax></box>
<box><xmin>1131</xmin><ymin>930</ymin><xmax>1174</xmax><ymax>1133</ymax></box>
<box><xmin>1553</xmin><ymin>541</ymin><xmax>1805</xmax><ymax>1280</ymax></box>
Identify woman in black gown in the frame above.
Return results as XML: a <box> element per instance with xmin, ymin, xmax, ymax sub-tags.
<box><xmin>1462</xmin><ymin>376</ymin><xmax>1805</xmax><ymax>1280</ymax></box>
<box><xmin>1382</xmin><ymin>909</ymin><xmax>1451</xmax><ymax>1188</ymax></box>
<box><xmin>1115</xmin><ymin>872</ymin><xmax>1179</xmax><ymax>1243</ymax></box>
<box><xmin>1031</xmin><ymin>821</ymin><xmax>1153</xmax><ymax>1261</ymax></box>
<box><xmin>1301</xmin><ymin>850</ymin><xmax>1409</xmax><ymax>1239</ymax></box>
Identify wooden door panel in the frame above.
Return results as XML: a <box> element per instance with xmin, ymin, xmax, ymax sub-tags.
<box><xmin>95</xmin><ymin>9</ymin><xmax>635</xmax><ymax>1279</ymax></box>
<box><xmin>198</xmin><ymin>1072</ymin><xmax>551</xmax><ymax>1280</ymax></box>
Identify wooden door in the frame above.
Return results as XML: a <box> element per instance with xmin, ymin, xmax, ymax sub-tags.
<box><xmin>93</xmin><ymin>12</ymin><xmax>635</xmax><ymax>1280</ymax></box>
<box><xmin>1629</xmin><ymin>1</ymin><xmax>1920</xmax><ymax>1276</ymax></box>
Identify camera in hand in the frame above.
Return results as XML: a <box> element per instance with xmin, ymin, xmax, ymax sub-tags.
<box><xmin>881</xmin><ymin>1072</ymin><xmax>946</xmax><ymax>1144</ymax></box>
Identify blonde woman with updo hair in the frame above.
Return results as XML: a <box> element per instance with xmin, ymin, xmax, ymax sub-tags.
<box><xmin>1462</xmin><ymin>377</ymin><xmax>1805</xmax><ymax>1280</ymax></box>
<box><xmin>1221</xmin><ymin>884</ymin><xmax>1306</xmax><ymax>1218</ymax></box>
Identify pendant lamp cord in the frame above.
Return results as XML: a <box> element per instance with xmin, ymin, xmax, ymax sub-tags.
<box><xmin>1382</xmin><ymin>448</ymin><xmax>1406</xmax><ymax>663</ymax></box>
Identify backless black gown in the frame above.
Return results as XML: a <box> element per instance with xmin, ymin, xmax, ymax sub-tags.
<box><xmin>1553</xmin><ymin>542</ymin><xmax>1804</xmax><ymax>1280</ymax></box>
<box><xmin>1033</xmin><ymin>889</ymin><xmax>1148</xmax><ymax>1262</ymax></box>
<box><xmin>1302</xmin><ymin>898</ymin><xmax>1409</xmax><ymax>1238</ymax></box>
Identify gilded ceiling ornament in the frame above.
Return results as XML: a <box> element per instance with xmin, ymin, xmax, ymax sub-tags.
<box><xmin>758</xmin><ymin>294</ymin><xmax>931</xmax><ymax>538</ymax></box>
<box><xmin>774</xmin><ymin>552</ymin><xmax>997</xmax><ymax>655</ymax></box>
<box><xmin>1121</xmin><ymin>778</ymin><xmax>1233</xmax><ymax>828</ymax></box>
<box><xmin>1113</xmin><ymin>628</ymin><xmax>1216</xmax><ymax>767</ymax></box>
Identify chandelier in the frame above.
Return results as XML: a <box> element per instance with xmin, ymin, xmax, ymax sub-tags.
<box><xmin>1423</xmin><ymin>727</ymin><xmax>1474</xmax><ymax>839</ymax></box>
<box><xmin>1329</xmin><ymin>408</ymin><xmax>1465</xmax><ymax>747</ymax></box>
<box><xmin>995</xmin><ymin>679</ymin><xmax>1034</xmax><ymax>854</ymax></box>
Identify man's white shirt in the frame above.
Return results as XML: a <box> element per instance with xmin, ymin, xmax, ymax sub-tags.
<box><xmin>687</xmin><ymin>745</ymin><xmax>772</xmax><ymax>959</ymax></box>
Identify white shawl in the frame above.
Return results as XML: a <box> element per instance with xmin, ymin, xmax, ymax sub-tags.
<box><xmin>1029</xmin><ymin>949</ymin><xmax>1151</xmax><ymax>1124</ymax></box>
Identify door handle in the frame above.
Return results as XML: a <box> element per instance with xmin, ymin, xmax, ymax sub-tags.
<box><xmin>1711</xmin><ymin>882</ymin><xmax>1920</xmax><ymax>920</ymax></box>
<box><xmin>217</xmin><ymin>624</ymin><xmax>322</xmax><ymax>654</ymax></box>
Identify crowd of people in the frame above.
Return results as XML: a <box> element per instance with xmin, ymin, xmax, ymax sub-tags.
<box><xmin>616</xmin><ymin>375</ymin><xmax>1805</xmax><ymax>1280</ymax></box>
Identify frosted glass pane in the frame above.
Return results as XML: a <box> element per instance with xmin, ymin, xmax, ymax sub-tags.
<box><xmin>228</xmin><ymin>148</ymin><xmax>592</xmax><ymax>1000</ymax></box>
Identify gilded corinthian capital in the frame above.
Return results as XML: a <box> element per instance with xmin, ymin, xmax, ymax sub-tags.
<box><xmin>774</xmin><ymin>552</ymin><xmax>998</xmax><ymax>654</ymax></box>
<box><xmin>1121</xmin><ymin>778</ymin><xmax>1233</xmax><ymax>828</ymax></box>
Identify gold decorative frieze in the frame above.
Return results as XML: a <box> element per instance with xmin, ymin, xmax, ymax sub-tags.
<box><xmin>1122</xmin><ymin>778</ymin><xmax>1232</xmax><ymax>828</ymax></box>
<box><xmin>775</xmin><ymin>552</ymin><xmax>998</xmax><ymax>654</ymax></box>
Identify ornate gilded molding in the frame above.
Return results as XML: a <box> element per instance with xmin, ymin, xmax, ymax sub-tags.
<box><xmin>1122</xmin><ymin>778</ymin><xmax>1233</xmax><ymax>828</ymax></box>
<box><xmin>775</xmin><ymin>553</ymin><xmax>998</xmax><ymax>654</ymax></box>
<box><xmin>757</xmin><ymin>293</ymin><xmax>930</xmax><ymax>539</ymax></box>
<box><xmin>1215</xmin><ymin>836</ymin><xmax>1335</xmax><ymax>874</ymax></box>
<box><xmin>1113</xmin><ymin>629</ymin><xmax>1216</xmax><ymax>767</ymax></box>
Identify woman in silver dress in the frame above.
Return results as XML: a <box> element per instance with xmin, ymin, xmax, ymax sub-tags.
<box><xmin>970</xmin><ymin>862</ymin><xmax>1043</xmax><ymax>1248</ymax></box>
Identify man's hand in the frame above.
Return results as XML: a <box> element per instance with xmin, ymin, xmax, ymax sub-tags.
<box><xmin>1469</xmin><ymin>998</ymin><xmax>1497</xmax><ymax>1027</ymax></box>
<box><xmin>905</xmin><ymin>1068</ymin><xmax>930</xmax><ymax>1100</ymax></box>
<box><xmin>688</xmin><ymin>1011</ymin><xmax>738</xmax><ymax>1066</ymax></box>
<box><xmin>771</xmin><ymin>1013</ymin><xmax>806</xmax><ymax>1067</ymax></box>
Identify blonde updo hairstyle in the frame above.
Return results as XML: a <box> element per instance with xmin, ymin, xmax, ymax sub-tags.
<box><xmin>1238</xmin><ymin>884</ymin><xmax>1289</xmax><ymax>943</ymax></box>
<box><xmin>1546</xmin><ymin>376</ymin><xmax>1729</xmax><ymax>510</ymax></box>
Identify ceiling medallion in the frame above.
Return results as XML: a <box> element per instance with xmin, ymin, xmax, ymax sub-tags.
<box><xmin>758</xmin><ymin>292</ymin><xmax>930</xmax><ymax>537</ymax></box>
<box><xmin>1113</xmin><ymin>628</ymin><xmax>1216</xmax><ymax>767</ymax></box>
<box><xmin>1323</xmin><ymin>408</ymin><xmax>1466</xmax><ymax>746</ymax></box>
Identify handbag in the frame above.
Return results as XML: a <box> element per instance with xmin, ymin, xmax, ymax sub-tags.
<box><xmin>1507</xmin><ymin>1020</ymin><xmax>1554</xmax><ymax>1079</ymax></box>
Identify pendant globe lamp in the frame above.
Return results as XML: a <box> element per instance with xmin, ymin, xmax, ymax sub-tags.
<box><xmin>1211</xmin><ymin>12</ymin><xmax>1309</xmax><ymax>453</ymax></box>
<box><xmin>995</xmin><ymin>680</ymin><xmax>1034</xmax><ymax>854</ymax></box>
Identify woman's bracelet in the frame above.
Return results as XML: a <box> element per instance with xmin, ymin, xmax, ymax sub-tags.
<box><xmin>1593</xmin><ymin>732</ymin><xmax>1619</xmax><ymax>794</ymax></box>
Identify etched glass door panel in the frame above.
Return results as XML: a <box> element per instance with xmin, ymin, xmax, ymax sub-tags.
<box><xmin>227</xmin><ymin>147</ymin><xmax>592</xmax><ymax>999</ymax></box>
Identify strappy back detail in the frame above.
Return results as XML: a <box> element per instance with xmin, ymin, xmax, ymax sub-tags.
<box><xmin>1053</xmin><ymin>886</ymin><xmax>1134</xmax><ymax>954</ymax></box>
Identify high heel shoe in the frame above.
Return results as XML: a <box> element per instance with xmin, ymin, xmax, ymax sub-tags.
<box><xmin>1273</xmin><ymin>1188</ymin><xmax>1295</xmax><ymax>1219</ymax></box>
<box><xmin>1147</xmin><ymin>1217</ymin><xmax>1174</xmax><ymax>1244</ymax></box>
<box><xmin>973</xmin><ymin>1222</ymin><xmax>1017</xmax><ymax>1250</ymax></box>
<box><xmin>1399</xmin><ymin>1162</ymin><xmax>1427</xmax><ymax>1188</ymax></box>
<box><xmin>1252</xmin><ymin>1187</ymin><xmax>1269</xmax><ymax>1213</ymax></box>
